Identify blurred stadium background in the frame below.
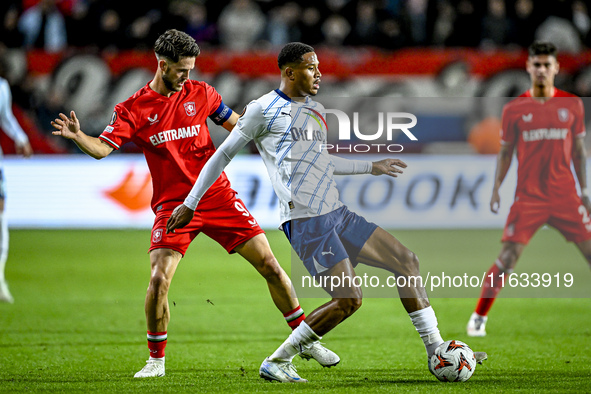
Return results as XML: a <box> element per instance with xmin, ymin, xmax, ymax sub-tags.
<box><xmin>2</xmin><ymin>1</ymin><xmax>591</xmax><ymax>391</ymax></box>
<box><xmin>4</xmin><ymin>0</ymin><xmax>591</xmax><ymax>230</ymax></box>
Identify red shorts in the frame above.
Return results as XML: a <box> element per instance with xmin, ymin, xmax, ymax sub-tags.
<box><xmin>149</xmin><ymin>189</ymin><xmax>264</xmax><ymax>256</ymax></box>
<box><xmin>502</xmin><ymin>195</ymin><xmax>591</xmax><ymax>244</ymax></box>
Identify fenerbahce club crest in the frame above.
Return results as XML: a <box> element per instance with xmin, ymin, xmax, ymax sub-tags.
<box><xmin>184</xmin><ymin>102</ymin><xmax>197</xmax><ymax>117</ymax></box>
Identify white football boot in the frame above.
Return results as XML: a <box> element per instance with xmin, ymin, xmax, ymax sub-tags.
<box><xmin>259</xmin><ymin>358</ymin><xmax>307</xmax><ymax>383</ymax></box>
<box><xmin>134</xmin><ymin>357</ymin><xmax>165</xmax><ymax>378</ymax></box>
<box><xmin>299</xmin><ymin>341</ymin><xmax>340</xmax><ymax>367</ymax></box>
<box><xmin>466</xmin><ymin>312</ymin><xmax>488</xmax><ymax>337</ymax></box>
<box><xmin>474</xmin><ymin>351</ymin><xmax>488</xmax><ymax>364</ymax></box>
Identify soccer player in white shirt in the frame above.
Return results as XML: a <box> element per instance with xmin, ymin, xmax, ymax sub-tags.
<box><xmin>0</xmin><ymin>76</ymin><xmax>33</xmax><ymax>303</ymax></box>
<box><xmin>167</xmin><ymin>42</ymin><xmax>487</xmax><ymax>382</ymax></box>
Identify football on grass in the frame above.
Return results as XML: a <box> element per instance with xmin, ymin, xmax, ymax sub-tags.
<box><xmin>430</xmin><ymin>340</ymin><xmax>476</xmax><ymax>382</ymax></box>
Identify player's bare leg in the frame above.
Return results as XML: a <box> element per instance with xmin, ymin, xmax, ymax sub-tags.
<box><xmin>135</xmin><ymin>248</ymin><xmax>182</xmax><ymax>378</ymax></box>
<box><xmin>355</xmin><ymin>228</ymin><xmax>487</xmax><ymax>370</ymax></box>
<box><xmin>146</xmin><ymin>248</ymin><xmax>182</xmax><ymax>332</ymax></box>
<box><xmin>0</xmin><ymin>198</ymin><xmax>13</xmax><ymax>304</ymax></box>
<box><xmin>302</xmin><ymin>260</ymin><xmax>363</xmax><ymax>335</ymax></box>
<box><xmin>235</xmin><ymin>233</ymin><xmax>339</xmax><ymax>368</ymax></box>
<box><xmin>234</xmin><ymin>233</ymin><xmax>298</xmax><ymax>313</ymax></box>
<box><xmin>575</xmin><ymin>238</ymin><xmax>591</xmax><ymax>269</ymax></box>
<box><xmin>356</xmin><ymin>227</ymin><xmax>444</xmax><ymax>358</ymax></box>
<box><xmin>260</xmin><ymin>260</ymin><xmax>356</xmax><ymax>383</ymax></box>
<box><xmin>468</xmin><ymin>241</ymin><xmax>525</xmax><ymax>336</ymax></box>
<box><xmin>357</xmin><ymin>227</ymin><xmax>430</xmax><ymax>311</ymax></box>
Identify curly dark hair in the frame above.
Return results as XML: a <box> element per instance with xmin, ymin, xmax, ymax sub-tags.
<box><xmin>154</xmin><ymin>29</ymin><xmax>200</xmax><ymax>63</ymax></box>
<box><xmin>528</xmin><ymin>42</ymin><xmax>557</xmax><ymax>58</ymax></box>
<box><xmin>277</xmin><ymin>42</ymin><xmax>315</xmax><ymax>69</ymax></box>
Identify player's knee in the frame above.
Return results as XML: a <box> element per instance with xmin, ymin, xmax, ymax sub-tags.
<box><xmin>149</xmin><ymin>270</ymin><xmax>172</xmax><ymax>297</ymax></box>
<box><xmin>335</xmin><ymin>297</ymin><xmax>362</xmax><ymax>316</ymax></box>
<box><xmin>400</xmin><ymin>250</ymin><xmax>420</xmax><ymax>276</ymax></box>
<box><xmin>499</xmin><ymin>251</ymin><xmax>518</xmax><ymax>270</ymax></box>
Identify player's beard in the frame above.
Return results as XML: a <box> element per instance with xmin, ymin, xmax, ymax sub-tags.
<box><xmin>162</xmin><ymin>73</ymin><xmax>183</xmax><ymax>92</ymax></box>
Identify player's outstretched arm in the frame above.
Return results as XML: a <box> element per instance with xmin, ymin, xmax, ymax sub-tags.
<box><xmin>370</xmin><ymin>158</ymin><xmax>407</xmax><ymax>177</ymax></box>
<box><xmin>330</xmin><ymin>156</ymin><xmax>406</xmax><ymax>177</ymax></box>
<box><xmin>221</xmin><ymin>110</ymin><xmax>240</xmax><ymax>132</ymax></box>
<box><xmin>51</xmin><ymin>111</ymin><xmax>113</xmax><ymax>159</ymax></box>
<box><xmin>490</xmin><ymin>144</ymin><xmax>513</xmax><ymax>213</ymax></box>
<box><xmin>0</xmin><ymin>80</ymin><xmax>33</xmax><ymax>158</ymax></box>
<box><xmin>15</xmin><ymin>141</ymin><xmax>33</xmax><ymax>158</ymax></box>
<box><xmin>572</xmin><ymin>136</ymin><xmax>591</xmax><ymax>212</ymax></box>
<box><xmin>166</xmin><ymin>130</ymin><xmax>251</xmax><ymax>233</ymax></box>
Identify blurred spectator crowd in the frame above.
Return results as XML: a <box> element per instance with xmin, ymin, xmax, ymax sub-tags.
<box><xmin>2</xmin><ymin>0</ymin><xmax>591</xmax><ymax>155</ymax></box>
<box><xmin>1</xmin><ymin>0</ymin><xmax>591</xmax><ymax>54</ymax></box>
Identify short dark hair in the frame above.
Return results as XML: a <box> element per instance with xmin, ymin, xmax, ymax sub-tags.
<box><xmin>528</xmin><ymin>41</ymin><xmax>557</xmax><ymax>58</ymax></box>
<box><xmin>278</xmin><ymin>42</ymin><xmax>315</xmax><ymax>69</ymax></box>
<box><xmin>154</xmin><ymin>29</ymin><xmax>200</xmax><ymax>63</ymax></box>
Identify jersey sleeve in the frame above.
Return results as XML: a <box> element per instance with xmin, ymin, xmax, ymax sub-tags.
<box><xmin>233</xmin><ymin>101</ymin><xmax>266</xmax><ymax>141</ymax></box>
<box><xmin>99</xmin><ymin>104</ymin><xmax>135</xmax><ymax>150</ymax></box>
<box><xmin>500</xmin><ymin>103</ymin><xmax>517</xmax><ymax>147</ymax></box>
<box><xmin>0</xmin><ymin>80</ymin><xmax>29</xmax><ymax>145</ymax></box>
<box><xmin>573</xmin><ymin>97</ymin><xmax>586</xmax><ymax>138</ymax></box>
<box><xmin>204</xmin><ymin>83</ymin><xmax>232</xmax><ymax>125</ymax></box>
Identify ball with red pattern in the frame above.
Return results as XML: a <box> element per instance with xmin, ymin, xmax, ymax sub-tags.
<box><xmin>429</xmin><ymin>340</ymin><xmax>476</xmax><ymax>382</ymax></box>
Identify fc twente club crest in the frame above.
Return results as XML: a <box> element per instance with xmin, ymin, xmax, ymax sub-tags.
<box><xmin>184</xmin><ymin>102</ymin><xmax>197</xmax><ymax>117</ymax></box>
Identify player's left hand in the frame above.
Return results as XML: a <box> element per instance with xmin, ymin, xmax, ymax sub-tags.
<box><xmin>166</xmin><ymin>204</ymin><xmax>195</xmax><ymax>233</ymax></box>
<box><xmin>371</xmin><ymin>159</ymin><xmax>407</xmax><ymax>177</ymax></box>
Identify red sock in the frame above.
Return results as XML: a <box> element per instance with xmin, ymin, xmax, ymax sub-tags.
<box><xmin>475</xmin><ymin>260</ymin><xmax>506</xmax><ymax>316</ymax></box>
<box><xmin>147</xmin><ymin>331</ymin><xmax>167</xmax><ymax>358</ymax></box>
<box><xmin>283</xmin><ymin>306</ymin><xmax>306</xmax><ymax>330</ymax></box>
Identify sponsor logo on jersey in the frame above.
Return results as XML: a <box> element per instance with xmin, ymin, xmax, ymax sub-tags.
<box><xmin>109</xmin><ymin>111</ymin><xmax>117</xmax><ymax>125</ymax></box>
<box><xmin>148</xmin><ymin>114</ymin><xmax>159</xmax><ymax>125</ymax></box>
<box><xmin>522</xmin><ymin>113</ymin><xmax>533</xmax><ymax>122</ymax></box>
<box><xmin>184</xmin><ymin>102</ymin><xmax>197</xmax><ymax>116</ymax></box>
<box><xmin>291</xmin><ymin>127</ymin><xmax>324</xmax><ymax>142</ymax></box>
<box><xmin>103</xmin><ymin>126</ymin><xmax>114</xmax><ymax>133</ymax></box>
<box><xmin>558</xmin><ymin>108</ymin><xmax>569</xmax><ymax>122</ymax></box>
<box><xmin>149</xmin><ymin>124</ymin><xmax>202</xmax><ymax>146</ymax></box>
<box><xmin>522</xmin><ymin>128</ymin><xmax>568</xmax><ymax>142</ymax></box>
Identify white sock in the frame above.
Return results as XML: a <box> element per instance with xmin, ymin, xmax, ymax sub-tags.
<box><xmin>0</xmin><ymin>213</ymin><xmax>8</xmax><ymax>282</ymax></box>
<box><xmin>269</xmin><ymin>322</ymin><xmax>321</xmax><ymax>362</ymax></box>
<box><xmin>409</xmin><ymin>306</ymin><xmax>444</xmax><ymax>358</ymax></box>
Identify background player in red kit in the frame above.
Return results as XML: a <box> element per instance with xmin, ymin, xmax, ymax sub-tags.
<box><xmin>51</xmin><ymin>29</ymin><xmax>338</xmax><ymax>377</ymax></box>
<box><xmin>467</xmin><ymin>41</ymin><xmax>591</xmax><ymax>337</ymax></box>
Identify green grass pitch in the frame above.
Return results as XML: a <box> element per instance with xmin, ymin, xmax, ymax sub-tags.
<box><xmin>0</xmin><ymin>228</ymin><xmax>590</xmax><ymax>392</ymax></box>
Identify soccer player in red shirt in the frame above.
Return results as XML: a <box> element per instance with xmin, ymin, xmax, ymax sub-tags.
<box><xmin>51</xmin><ymin>29</ymin><xmax>338</xmax><ymax>377</ymax></box>
<box><xmin>467</xmin><ymin>41</ymin><xmax>591</xmax><ymax>337</ymax></box>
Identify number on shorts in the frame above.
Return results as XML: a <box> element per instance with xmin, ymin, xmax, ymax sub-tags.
<box><xmin>234</xmin><ymin>201</ymin><xmax>258</xmax><ymax>226</ymax></box>
<box><xmin>235</xmin><ymin>201</ymin><xmax>250</xmax><ymax>217</ymax></box>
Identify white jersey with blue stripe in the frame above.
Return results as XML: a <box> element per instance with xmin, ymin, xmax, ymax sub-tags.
<box><xmin>234</xmin><ymin>89</ymin><xmax>342</xmax><ymax>223</ymax></box>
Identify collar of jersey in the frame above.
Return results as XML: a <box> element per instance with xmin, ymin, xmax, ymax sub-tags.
<box><xmin>274</xmin><ymin>89</ymin><xmax>309</xmax><ymax>104</ymax></box>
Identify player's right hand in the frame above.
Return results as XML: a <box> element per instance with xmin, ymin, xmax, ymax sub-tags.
<box><xmin>166</xmin><ymin>204</ymin><xmax>195</xmax><ymax>233</ymax></box>
<box><xmin>51</xmin><ymin>111</ymin><xmax>81</xmax><ymax>140</ymax></box>
<box><xmin>490</xmin><ymin>190</ymin><xmax>501</xmax><ymax>213</ymax></box>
